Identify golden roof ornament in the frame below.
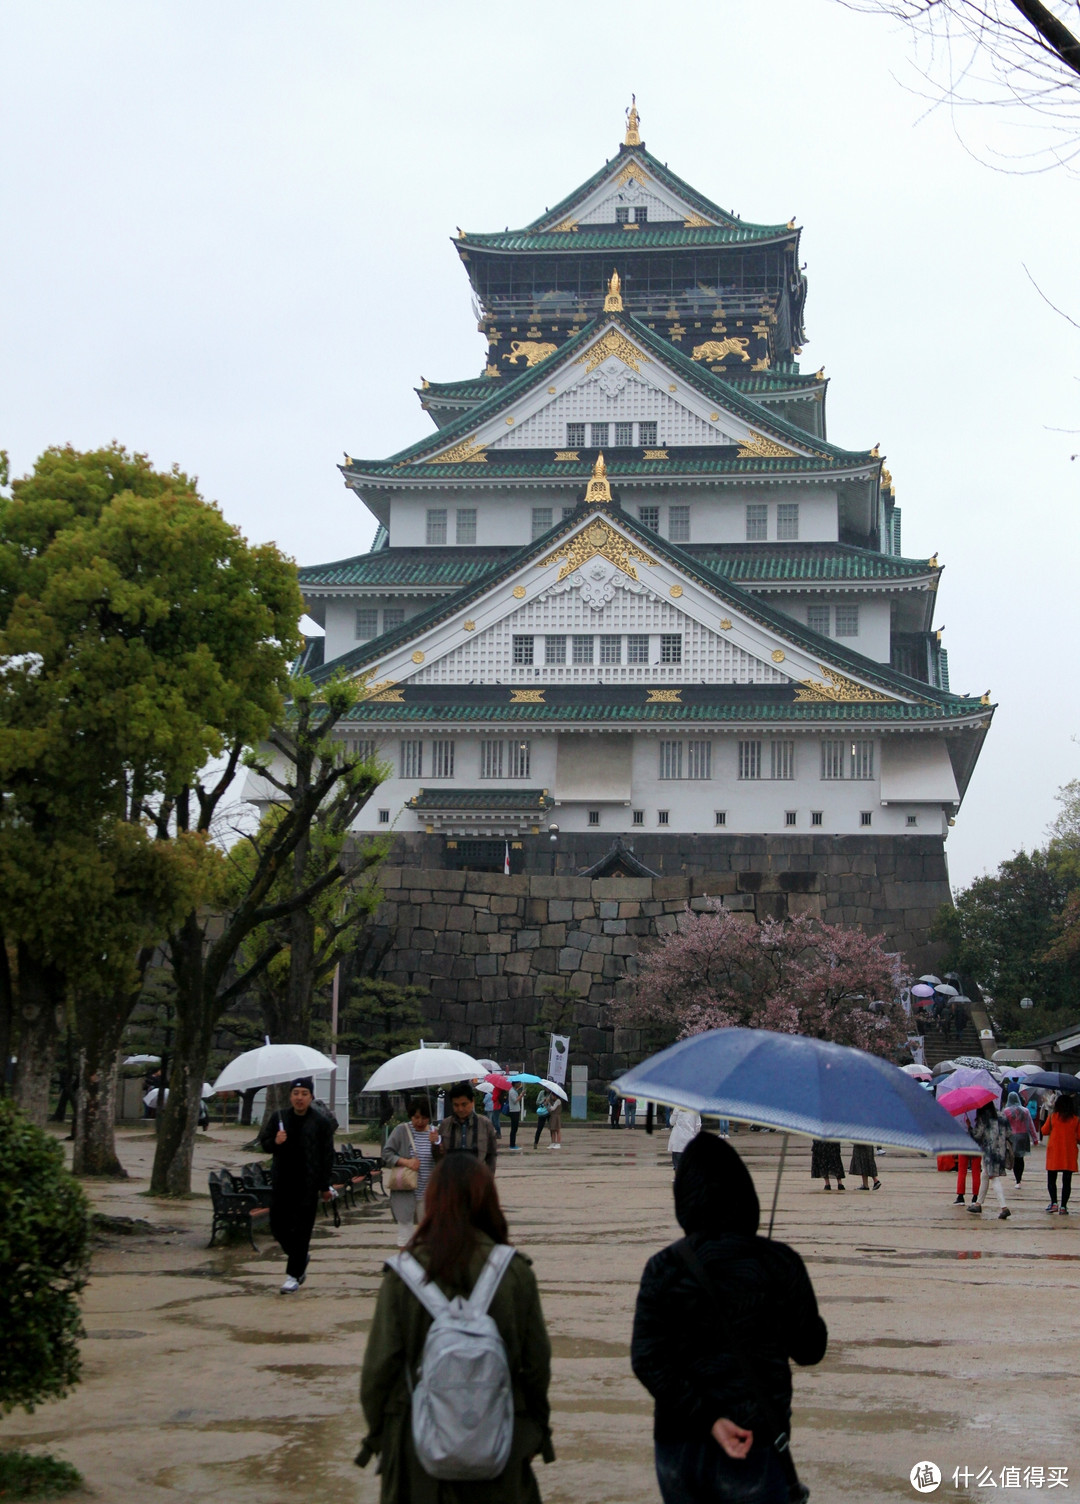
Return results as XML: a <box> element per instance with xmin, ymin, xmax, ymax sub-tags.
<box><xmin>585</xmin><ymin>452</ymin><xmax>613</xmax><ymax>505</ymax></box>
<box><xmin>604</xmin><ymin>269</ymin><xmax>623</xmax><ymax>312</ymax></box>
<box><xmin>624</xmin><ymin>95</ymin><xmax>641</xmax><ymax>147</ymax></box>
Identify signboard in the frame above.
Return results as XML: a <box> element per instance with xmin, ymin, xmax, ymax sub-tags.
<box><xmin>547</xmin><ymin>1034</ymin><xmax>570</xmax><ymax>1085</ymax></box>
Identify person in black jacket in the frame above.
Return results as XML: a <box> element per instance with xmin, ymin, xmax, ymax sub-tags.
<box><xmin>631</xmin><ymin>1133</ymin><xmax>827</xmax><ymax>1504</ymax></box>
<box><xmin>256</xmin><ymin>1076</ymin><xmax>336</xmax><ymax>1293</ymax></box>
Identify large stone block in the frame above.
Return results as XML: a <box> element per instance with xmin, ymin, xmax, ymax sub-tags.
<box><xmin>603</xmin><ymin>918</ymin><xmax>627</xmax><ymax>935</ymax></box>
<box><xmin>588</xmin><ymin>933</ymin><xmax>613</xmax><ymax>954</ymax></box>
<box><xmin>525</xmin><ymin>899</ymin><xmax>548</xmax><ymax>924</ymax></box>
<box><xmin>655</xmin><ymin>914</ymin><xmax>678</xmax><ymax>935</ymax></box>
<box><xmin>529</xmin><ymin>876</ymin><xmax>591</xmax><ymax>899</ymax></box>
<box><xmin>490</xmin><ymin>894</ymin><xmax>520</xmax><ymax>915</ymax></box>
<box><xmin>435</xmin><ymin>932</ymin><xmax>463</xmax><ymax>956</ymax></box>
<box><xmin>480</xmin><ymin>975</ymin><xmax>510</xmax><ymax>1001</ymax></box>
<box><xmin>516</xmin><ymin>929</ymin><xmax>541</xmax><ymax>950</ymax></box>
<box><xmin>420</xmin><ymin>903</ymin><xmax>449</xmax><ymax>930</ymax></box>
<box><xmin>573</xmin><ymin>900</ymin><xmax>595</xmax><ymax>920</ymax></box>
<box><xmin>566</xmin><ymin>929</ymin><xmax>592</xmax><ymax>951</ymax></box>
<box><xmin>580</xmin><ymin>951</ymin><xmax>605</xmax><ymax>974</ymax></box>
<box><xmin>504</xmin><ymin>951</ymin><xmax>532</xmax><ymax>976</ymax></box>
<box><xmin>548</xmin><ymin>899</ymin><xmax>575</xmax><ymax>922</ymax></box>
<box><xmin>541</xmin><ymin>925</ymin><xmax>568</xmax><ymax>949</ymax></box>
<box><xmin>487</xmin><ymin>934</ymin><xmax>512</xmax><ymax>954</ymax></box>
<box><xmin>612</xmin><ymin>936</ymin><xmax>638</xmax><ymax>956</ymax></box>
<box><xmin>475</xmin><ymin>955</ymin><xmax>498</xmax><ymax>975</ymax></box>
<box><xmin>591</xmin><ymin>877</ymin><xmax>653</xmax><ymax>900</ymax></box>
<box><xmin>476</xmin><ymin>913</ymin><xmax>499</xmax><ymax>934</ymax></box>
<box><xmin>558</xmin><ymin>947</ymin><xmax>583</xmax><ymax>971</ymax></box>
<box><xmin>446</xmin><ymin>905</ymin><xmax>476</xmax><ymax>931</ymax></box>
<box><xmin>653</xmin><ymin>877</ymin><xmax>691</xmax><ymax>900</ymax></box>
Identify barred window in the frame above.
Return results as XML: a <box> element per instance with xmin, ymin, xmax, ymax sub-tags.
<box><xmin>639</xmin><ymin>421</ymin><xmax>658</xmax><ymax>446</ymax></box>
<box><xmin>639</xmin><ymin>505</ymin><xmax>660</xmax><ymax>531</ymax></box>
<box><xmin>566</xmin><ymin>422</ymin><xmax>585</xmax><ymax>447</ymax></box>
<box><xmin>378</xmin><ymin>808</ymin><xmax>390</xmax><ymax>824</ymax></box>
<box><xmin>659</xmin><ymin>741</ymin><xmax>683</xmax><ymax>780</ymax></box>
<box><xmin>821</xmin><ymin>739</ymin><xmax>874</xmax><ymax>779</ymax></box>
<box><xmin>657</xmin><ymin>809</ymin><xmax>670</xmax><ymax>825</ymax></box>
<box><xmin>906</xmin><ymin>814</ymin><xmax>918</xmax><ymax>826</ymax></box>
<box><xmin>821</xmin><ymin>740</ymin><xmax>846</xmax><ymax>781</ymax></box>
<box><xmin>456</xmin><ymin>508</ymin><xmax>476</xmax><ymax>545</ymax></box>
<box><xmin>687</xmin><ymin>740</ymin><xmax>712</xmax><ymax>780</ymax></box>
<box><xmin>600</xmin><ymin>634</ymin><xmax>621</xmax><ymax>665</ymax></box>
<box><xmin>714</xmin><ymin>810</ymin><xmax>727</xmax><ymax>826</ymax></box>
<box><xmin>341</xmin><ymin>737</ymin><xmax>377</xmax><ymax>763</ymax></box>
<box><xmin>509</xmin><ymin>739</ymin><xmax>531</xmax><ymax>778</ymax></box>
<box><xmin>811</xmin><ymin>810</ymin><xmax>823</xmax><ymax>826</ymax></box>
<box><xmin>590</xmin><ymin>423</ymin><xmax>609</xmax><ymax>447</ymax></box>
<box><xmin>739</xmin><ymin>740</ymin><xmax>762</xmax><ymax>780</ymax></box>
<box><xmin>531</xmin><ymin>507</ymin><xmax>553</xmax><ymax>539</ymax></box>
<box><xmin>660</xmin><ymin>633</ymin><xmax>682</xmax><ymax>664</ymax></box>
<box><xmin>861</xmin><ymin>810</ymin><xmax>873</xmax><ymax>827</ymax></box>
<box><xmin>426</xmin><ymin>509</ymin><xmax>447</xmax><ymax>545</ymax></box>
<box><xmin>852</xmin><ymin>739</ymin><xmax>874</xmax><ymax>779</ymax></box>
<box><xmin>400</xmin><ymin>740</ymin><xmax>423</xmax><ymax>779</ymax></box>
<box><xmin>614</xmin><ymin>422</ymin><xmax>634</xmax><ymax>447</ymax></box>
<box><xmin>834</xmin><ymin>604</ymin><xmax>860</xmax><ymax>637</ymax></box>
<box><xmin>785</xmin><ymin>810</ymin><xmax>798</xmax><ymax>826</ymax></box>
<box><xmin>512</xmin><ymin>634</ymin><xmax>534</xmax><ymax>665</ymax></box>
<box><xmin>588</xmin><ymin>809</ymin><xmax>600</xmax><ymax>826</ymax></box>
<box><xmin>572</xmin><ymin>634</ymin><xmax>594</xmax><ymax>665</ymax></box>
<box><xmin>615</xmin><ymin>206</ymin><xmax>630</xmax><ymax>224</ymax></box>
<box><xmin>746</xmin><ymin>503</ymin><xmax>768</xmax><ymax>542</ymax></box>
<box><xmin>383</xmin><ymin>608</ymin><xmax>404</xmax><ymax>633</ymax></box>
<box><xmin>479</xmin><ymin>740</ymin><xmax>504</xmax><ymax>778</ymax></box>
<box><xmin>627</xmin><ymin>634</ymin><xmax>649</xmax><ymax>664</ymax></box>
<box><xmin>431</xmin><ymin>740</ymin><xmax>455</xmax><ymax>779</ymax></box>
<box><xmin>632</xmin><ymin>809</ymin><xmax>644</xmax><ymax>825</ymax></box>
<box><xmin>807</xmin><ymin>605</ymin><xmax>830</xmax><ymax>635</ymax></box>
<box><xmin>355</xmin><ymin>608</ymin><xmax>379</xmax><ymax>641</ymax></box>
<box><xmin>771</xmin><ymin>740</ymin><xmax>795</xmax><ymax>780</ymax></box>
<box><xmin>545</xmin><ymin>635</ymin><xmax>566</xmax><ymax>665</ymax></box>
<box><xmin>668</xmin><ymin>505</ymin><xmax>690</xmax><ymax>543</ymax></box>
<box><xmin>634</xmin><ymin>205</ymin><xmax>648</xmax><ymax>223</ymax></box>
<box><xmin>777</xmin><ymin>503</ymin><xmax>799</xmax><ymax>541</ymax></box>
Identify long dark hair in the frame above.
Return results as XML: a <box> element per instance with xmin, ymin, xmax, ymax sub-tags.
<box><xmin>1055</xmin><ymin>1094</ymin><xmax>1077</xmax><ymax>1122</ymax></box>
<box><xmin>410</xmin><ymin>1154</ymin><xmax>509</xmax><ymax>1287</ymax></box>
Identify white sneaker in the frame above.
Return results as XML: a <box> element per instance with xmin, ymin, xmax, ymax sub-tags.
<box><xmin>280</xmin><ymin>1276</ymin><xmax>300</xmax><ymax>1293</ymax></box>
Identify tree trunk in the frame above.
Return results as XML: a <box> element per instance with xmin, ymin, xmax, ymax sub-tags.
<box><xmin>0</xmin><ymin>922</ymin><xmax>13</xmax><ymax>1095</ymax></box>
<box><xmin>149</xmin><ymin>917</ymin><xmax>213</xmax><ymax>1196</ymax></box>
<box><xmin>72</xmin><ymin>997</ymin><xmax>129</xmax><ymax>1178</ymax></box>
<box><xmin>13</xmin><ymin>944</ymin><xmax>65</xmax><ymax>1126</ymax></box>
<box><xmin>239</xmin><ymin>1086</ymin><xmax>258</xmax><ymax>1126</ymax></box>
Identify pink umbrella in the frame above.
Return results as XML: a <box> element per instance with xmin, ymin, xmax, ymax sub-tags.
<box><xmin>481</xmin><ymin>1072</ymin><xmax>512</xmax><ymax>1092</ymax></box>
<box><xmin>939</xmin><ymin>1086</ymin><xmax>996</xmax><ymax>1116</ymax></box>
<box><xmin>910</xmin><ymin>983</ymin><xmax>936</xmax><ymax>1001</ymax></box>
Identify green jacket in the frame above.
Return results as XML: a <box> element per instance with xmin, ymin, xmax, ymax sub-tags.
<box><xmin>359</xmin><ymin>1234</ymin><xmax>554</xmax><ymax>1504</ymax></box>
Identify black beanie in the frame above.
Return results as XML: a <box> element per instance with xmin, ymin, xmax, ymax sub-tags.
<box><xmin>674</xmin><ymin>1133</ymin><xmax>760</xmax><ymax>1237</ymax></box>
<box><xmin>290</xmin><ymin>1076</ymin><xmax>314</xmax><ymax>1093</ymax></box>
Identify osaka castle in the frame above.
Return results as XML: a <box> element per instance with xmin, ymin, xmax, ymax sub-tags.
<box><xmin>299</xmin><ymin>102</ymin><xmax>992</xmax><ymax>906</ymax></box>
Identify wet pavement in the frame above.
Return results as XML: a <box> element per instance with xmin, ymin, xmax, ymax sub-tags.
<box><xmin>2</xmin><ymin>1122</ymin><xmax>1077</xmax><ymax>1502</ymax></box>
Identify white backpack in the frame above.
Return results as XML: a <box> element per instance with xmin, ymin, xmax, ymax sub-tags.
<box><xmin>388</xmin><ymin>1243</ymin><xmax>517</xmax><ymax>1481</ymax></box>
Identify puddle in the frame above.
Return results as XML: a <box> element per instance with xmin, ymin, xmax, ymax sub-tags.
<box><xmin>549</xmin><ymin>1335</ymin><xmax>629</xmax><ymax>1359</ymax></box>
<box><xmin>84</xmin><ymin>1329</ymin><xmax>148</xmax><ymax>1340</ymax></box>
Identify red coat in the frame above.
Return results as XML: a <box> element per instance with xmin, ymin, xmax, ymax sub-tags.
<box><xmin>1043</xmin><ymin>1112</ymin><xmax>1080</xmax><ymax>1174</ymax></box>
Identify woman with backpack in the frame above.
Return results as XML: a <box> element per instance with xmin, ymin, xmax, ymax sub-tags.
<box><xmin>358</xmin><ymin>1154</ymin><xmax>555</xmax><ymax>1503</ymax></box>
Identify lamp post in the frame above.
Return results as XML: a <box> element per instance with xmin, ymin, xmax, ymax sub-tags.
<box><xmin>1019</xmin><ymin>996</ymin><xmax>1034</xmax><ymax>1011</ymax></box>
<box><xmin>548</xmin><ymin>823</ymin><xmax>559</xmax><ymax>877</ymax></box>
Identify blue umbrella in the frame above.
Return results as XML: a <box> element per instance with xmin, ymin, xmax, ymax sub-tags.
<box><xmin>613</xmin><ymin>1028</ymin><xmax>975</xmax><ymax>1235</ymax></box>
<box><xmin>507</xmin><ymin>1073</ymin><xmax>544</xmax><ymax>1084</ymax></box>
<box><xmin>1021</xmin><ymin>1071</ymin><xmax>1080</xmax><ymax>1093</ymax></box>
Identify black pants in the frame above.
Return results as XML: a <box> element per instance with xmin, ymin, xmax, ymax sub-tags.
<box><xmin>1014</xmin><ymin>1156</ymin><xmax>1025</xmax><ymax>1185</ymax></box>
<box><xmin>610</xmin><ymin>1102</ymin><xmax>622</xmax><ymax>1127</ymax></box>
<box><xmin>508</xmin><ymin>1111</ymin><xmax>521</xmax><ymax>1148</ymax></box>
<box><xmin>1048</xmin><ymin>1170</ymin><xmax>1073</xmax><ymax>1208</ymax></box>
<box><xmin>270</xmin><ymin>1189</ymin><xmax>319</xmax><ymax>1279</ymax></box>
<box><xmin>654</xmin><ymin>1438</ymin><xmax>789</xmax><ymax>1504</ymax></box>
<box><xmin>534</xmin><ymin>1115</ymin><xmax>549</xmax><ymax>1147</ymax></box>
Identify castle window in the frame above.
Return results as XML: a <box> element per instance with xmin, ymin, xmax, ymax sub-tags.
<box><xmin>861</xmin><ymin>810</ymin><xmax>873</xmax><ymax>827</ymax></box>
<box><xmin>545</xmin><ymin>635</ymin><xmax>567</xmax><ymax>665</ymax></box>
<box><xmin>600</xmin><ymin>634</ymin><xmax>622</xmax><ymax>665</ymax></box>
<box><xmin>639</xmin><ymin>421</ymin><xmax>658</xmax><ymax>446</ymax></box>
<box><xmin>588</xmin><ymin>809</ymin><xmax>600</xmax><ymax>826</ymax></box>
<box><xmin>746</xmin><ymin>503</ymin><xmax>768</xmax><ymax>541</ymax></box>
<box><xmin>668</xmin><ymin>505</ymin><xmax>690</xmax><ymax>542</ymax></box>
<box><xmin>906</xmin><ymin>814</ymin><xmax>918</xmax><ymax>826</ymax></box>
<box><xmin>342</xmin><ymin>738</ymin><xmax>377</xmax><ymax>763</ymax></box>
<box><xmin>811</xmin><ymin>810</ymin><xmax>823</xmax><ymax>826</ymax></box>
<box><xmin>639</xmin><ymin>505</ymin><xmax>660</xmax><ymax>531</ymax></box>
<box><xmin>590</xmin><ymin>423</ymin><xmax>609</xmax><ymax>447</ymax></box>
<box><xmin>431</xmin><ymin>740</ymin><xmax>455</xmax><ymax>779</ymax></box>
<box><xmin>532</xmin><ymin>507</ymin><xmax>553</xmax><ymax>538</ymax></box>
<box><xmin>687</xmin><ymin>741</ymin><xmax>712</xmax><ymax>780</ymax></box>
<box><xmin>383</xmin><ymin>608</ymin><xmax>404</xmax><ymax>632</ymax></box>
<box><xmin>562</xmin><ymin>506</ymin><xmax>576</xmax><ymax>520</ymax></box>
<box><xmin>355</xmin><ymin>608</ymin><xmax>379</xmax><ymax>641</ymax></box>
<box><xmin>821</xmin><ymin>739</ymin><xmax>875</xmax><ymax>780</ymax></box>
<box><xmin>659</xmin><ymin>741</ymin><xmax>683</xmax><ymax>780</ymax></box>
<box><xmin>456</xmin><ymin>508</ymin><xmax>477</xmax><ymax>545</ymax></box>
<box><xmin>378</xmin><ymin>809</ymin><xmax>390</xmax><ymax>824</ymax></box>
<box><xmin>777</xmin><ymin>503</ymin><xmax>799</xmax><ymax>541</ymax></box>
<box><xmin>400</xmin><ymin>740</ymin><xmax>423</xmax><ymax>779</ymax></box>
<box><xmin>633</xmin><ymin>205</ymin><xmax>648</xmax><ymax>223</ymax></box>
<box><xmin>715</xmin><ymin>810</ymin><xmax>727</xmax><ymax>826</ymax></box>
<box><xmin>512</xmin><ymin>635</ymin><xmax>534</xmax><ymax>665</ymax></box>
<box><xmin>627</xmin><ymin>634</ymin><xmax>649</xmax><ymax>664</ymax></box>
<box><xmin>834</xmin><ymin>604</ymin><xmax>860</xmax><ymax>638</ymax></box>
<box><xmin>509</xmin><ymin>740</ymin><xmax>531</xmax><ymax>778</ymax></box>
<box><xmin>785</xmin><ymin>810</ymin><xmax>798</xmax><ymax>827</ymax></box>
<box><xmin>479</xmin><ymin>740</ymin><xmax>504</xmax><ymax>778</ymax></box>
<box><xmin>771</xmin><ymin>740</ymin><xmax>795</xmax><ymax>780</ymax></box>
<box><xmin>660</xmin><ymin>633</ymin><xmax>682</xmax><ymax>664</ymax></box>
<box><xmin>615</xmin><ymin>206</ymin><xmax>630</xmax><ymax>224</ymax></box>
<box><xmin>572</xmin><ymin>635</ymin><xmax>594</xmax><ymax>665</ymax></box>
<box><xmin>739</xmin><ymin>740</ymin><xmax>762</xmax><ymax>780</ymax></box>
<box><xmin>632</xmin><ymin>809</ymin><xmax>645</xmax><ymax>825</ymax></box>
<box><xmin>807</xmin><ymin>605</ymin><xmax>830</xmax><ymax>635</ymax></box>
<box><xmin>426</xmin><ymin>508</ymin><xmax>447</xmax><ymax>545</ymax></box>
<box><xmin>614</xmin><ymin>422</ymin><xmax>634</xmax><ymax>447</ymax></box>
<box><xmin>657</xmin><ymin>809</ymin><xmax>670</xmax><ymax>825</ymax></box>
<box><xmin>566</xmin><ymin>423</ymin><xmax>585</xmax><ymax>447</ymax></box>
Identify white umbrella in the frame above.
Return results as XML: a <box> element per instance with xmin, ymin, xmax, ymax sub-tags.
<box><xmin>900</xmin><ymin>1063</ymin><xmax>933</xmax><ymax>1079</ymax></box>
<box><xmin>124</xmin><ymin>1054</ymin><xmax>160</xmax><ymax>1065</ymax></box>
<box><xmin>475</xmin><ymin>1058</ymin><xmax>502</xmax><ymax>1074</ymax></box>
<box><xmin>212</xmin><ymin>1043</ymin><xmax>335</xmax><ymax>1094</ymax></box>
<box><xmin>538</xmin><ymin>1078</ymin><xmax>569</xmax><ymax>1103</ymax></box>
<box><xmin>919</xmin><ymin>975</ymin><xmax>942</xmax><ymax>986</ymax></box>
<box><xmin>934</xmin><ymin>983</ymin><xmax>960</xmax><ymax>998</ymax></box>
<box><xmin>362</xmin><ymin>1047</ymin><xmax>487</xmax><ymax>1094</ymax></box>
<box><xmin>144</xmin><ymin>1084</ymin><xmax>215</xmax><ymax>1108</ymax></box>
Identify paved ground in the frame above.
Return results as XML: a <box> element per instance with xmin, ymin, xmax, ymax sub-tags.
<box><xmin>2</xmin><ymin>1121</ymin><xmax>1077</xmax><ymax>1503</ymax></box>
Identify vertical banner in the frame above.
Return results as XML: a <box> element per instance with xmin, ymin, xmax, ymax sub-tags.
<box><xmin>547</xmin><ymin>1034</ymin><xmax>570</xmax><ymax>1085</ymax></box>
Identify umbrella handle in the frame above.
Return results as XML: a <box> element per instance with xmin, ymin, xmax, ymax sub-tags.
<box><xmin>767</xmin><ymin>1134</ymin><xmax>789</xmax><ymax>1240</ymax></box>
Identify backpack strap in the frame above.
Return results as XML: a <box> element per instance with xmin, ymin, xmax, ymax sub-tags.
<box><xmin>464</xmin><ymin>1243</ymin><xmax>517</xmax><ymax>1318</ymax></box>
<box><xmin>386</xmin><ymin>1251</ymin><xmax>451</xmax><ymax>1321</ymax></box>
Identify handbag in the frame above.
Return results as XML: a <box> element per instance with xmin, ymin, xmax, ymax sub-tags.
<box><xmin>387</xmin><ymin>1127</ymin><xmax>419</xmax><ymax>1192</ymax></box>
<box><xmin>674</xmin><ymin>1239</ymin><xmax>810</xmax><ymax>1504</ymax></box>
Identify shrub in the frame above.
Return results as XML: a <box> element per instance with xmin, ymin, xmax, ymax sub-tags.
<box><xmin>0</xmin><ymin>1101</ymin><xmax>90</xmax><ymax>1414</ymax></box>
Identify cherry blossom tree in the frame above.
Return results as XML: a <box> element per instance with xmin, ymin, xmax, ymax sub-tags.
<box><xmin>619</xmin><ymin>907</ymin><xmax>908</xmax><ymax>1057</ymax></box>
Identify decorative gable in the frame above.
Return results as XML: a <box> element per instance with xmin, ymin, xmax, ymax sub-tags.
<box><xmin>542</xmin><ymin>159</ymin><xmax>713</xmax><ymax>230</ymax></box>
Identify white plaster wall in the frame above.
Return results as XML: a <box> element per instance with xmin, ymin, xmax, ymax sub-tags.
<box><xmin>764</xmin><ymin>593</ymin><xmax>892</xmax><ymax>663</ymax></box>
<box><xmin>320</xmin><ymin>596</ymin><xmax>428</xmax><ymax>664</ymax></box>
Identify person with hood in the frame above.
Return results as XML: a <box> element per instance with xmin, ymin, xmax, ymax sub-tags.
<box><xmin>1002</xmin><ymin>1090</ymin><xmax>1038</xmax><ymax>1187</ymax></box>
<box><xmin>667</xmin><ymin>1107</ymin><xmax>701</xmax><ymax>1171</ymax></box>
<box><xmin>256</xmin><ymin>1076</ymin><xmax>336</xmax><ymax>1292</ymax></box>
<box><xmin>632</xmin><ymin>1134</ymin><xmax>827</xmax><ymax>1503</ymax></box>
<box><xmin>969</xmin><ymin>1100</ymin><xmax>1011</xmax><ymax>1219</ymax></box>
<box><xmin>1043</xmin><ymin>1092</ymin><xmax>1080</xmax><ymax>1213</ymax></box>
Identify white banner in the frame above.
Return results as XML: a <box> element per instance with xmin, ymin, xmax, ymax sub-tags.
<box><xmin>547</xmin><ymin>1034</ymin><xmax>570</xmax><ymax>1084</ymax></box>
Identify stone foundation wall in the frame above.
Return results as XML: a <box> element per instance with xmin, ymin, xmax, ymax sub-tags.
<box><xmin>366</xmin><ymin>835</ymin><xmax>952</xmax><ymax>1081</ymax></box>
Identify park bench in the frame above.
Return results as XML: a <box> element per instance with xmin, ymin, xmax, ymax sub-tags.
<box><xmin>207</xmin><ymin>1169</ymin><xmax>269</xmax><ymax>1250</ymax></box>
<box><xmin>238</xmin><ymin>1162</ymin><xmax>274</xmax><ymax>1210</ymax></box>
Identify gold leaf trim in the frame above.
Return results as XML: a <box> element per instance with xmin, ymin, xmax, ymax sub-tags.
<box><xmin>429</xmin><ymin>436</ymin><xmax>488</xmax><ymax>465</ymax></box>
<box><xmin>512</xmin><ymin>586</ymin><xmax>526</xmax><ymax>598</ymax></box>
<box><xmin>683</xmin><ymin>213</ymin><xmax>712</xmax><ymax>228</ymax></box>
<box><xmin>537</xmin><ymin>516</ymin><xmax>656</xmax><ymax>583</ymax></box>
<box><xmin>771</xmin><ymin>649</ymin><xmax>786</xmax><ymax>663</ymax></box>
<box><xmin>646</xmin><ymin>688</ymin><xmax>682</xmax><ymax>703</ymax></box>
<box><xmin>463</xmin><ymin>620</ymin><xmax>476</xmax><ymax>632</ymax></box>
<box><xmin>669</xmin><ymin>585</ymin><xmax>683</xmax><ymax>598</ymax></box>
<box><xmin>643</xmin><ymin>449</ymin><xmax>668</xmax><ymax>460</ymax></box>
<box><xmin>738</xmin><ymin>431</ymin><xmax>797</xmax><ymax>459</ymax></box>
<box><xmin>793</xmin><ymin>666</ymin><xmax>894</xmax><ymax>704</ymax></box>
<box><xmin>720</xmin><ymin>619</ymin><xmax>733</xmax><ymax>630</ymax></box>
<box><xmin>359</xmin><ymin>679</ymin><xmax>397</xmax><ymax>701</ymax></box>
<box><xmin>575</xmin><ymin>327</ymin><xmax>648</xmax><ymax>375</ymax></box>
<box><xmin>510</xmin><ymin>689</ymin><xmax>545</xmax><ymax>703</ymax></box>
<box><xmin>554</xmin><ymin>450</ymin><xmax>579</xmax><ymax>461</ymax></box>
<box><xmin>549</xmin><ymin>217</ymin><xmax>578</xmax><ymax>232</ymax></box>
<box><xmin>617</xmin><ymin>160</ymin><xmax>648</xmax><ymax>187</ymax></box>
<box><xmin>369</xmin><ymin>684</ymin><xmax>405</xmax><ymax>703</ymax></box>
<box><xmin>411</xmin><ymin>651</ymin><xmax>425</xmax><ymax>664</ymax></box>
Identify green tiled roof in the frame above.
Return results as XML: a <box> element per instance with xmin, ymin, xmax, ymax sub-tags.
<box><xmin>728</xmin><ymin>370</ymin><xmax>825</xmax><ymax>393</ymax></box>
<box><xmin>298</xmin><ymin>548</ymin><xmax>503</xmax><ymax>589</ymax></box>
<box><xmin>462</xmin><ymin>224</ymin><xmax>792</xmax><ymax>253</ymax></box>
<box><xmin>418</xmin><ymin>378</ymin><xmax>497</xmax><ymax>401</ymax></box>
<box><xmin>345</xmin><ymin>452</ymin><xmax>871</xmax><ymax>483</ymax></box>
<box><xmin>342</xmin><ymin>697</ymin><xmax>990</xmax><ymax>728</ymax></box>
<box><xmin>408</xmin><ymin>788</ymin><xmax>554</xmax><ymax>811</ymax></box>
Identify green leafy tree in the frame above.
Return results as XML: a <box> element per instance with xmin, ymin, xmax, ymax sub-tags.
<box><xmin>335</xmin><ymin>977</ymin><xmax>426</xmax><ymax>1084</ymax></box>
<box><xmin>0</xmin><ymin>1100</ymin><xmax>90</xmax><ymax>1413</ymax></box>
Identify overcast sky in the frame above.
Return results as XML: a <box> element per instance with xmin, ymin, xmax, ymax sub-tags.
<box><xmin>3</xmin><ymin>1</ymin><xmax>1078</xmax><ymax>891</ymax></box>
